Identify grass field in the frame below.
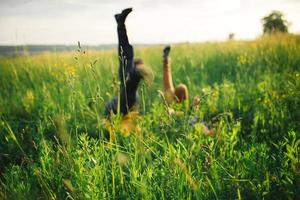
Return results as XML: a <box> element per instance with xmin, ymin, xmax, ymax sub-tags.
<box><xmin>0</xmin><ymin>34</ymin><xmax>299</xmax><ymax>199</ymax></box>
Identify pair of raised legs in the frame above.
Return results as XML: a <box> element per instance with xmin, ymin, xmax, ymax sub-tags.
<box><xmin>105</xmin><ymin>8</ymin><xmax>213</xmax><ymax>136</ymax></box>
<box><xmin>105</xmin><ymin>8</ymin><xmax>190</xmax><ymax>117</ymax></box>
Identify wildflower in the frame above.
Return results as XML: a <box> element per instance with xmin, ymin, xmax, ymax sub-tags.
<box><xmin>194</xmin><ymin>122</ymin><xmax>215</xmax><ymax>137</ymax></box>
<box><xmin>103</xmin><ymin>111</ymin><xmax>140</xmax><ymax>143</ymax></box>
<box><xmin>66</xmin><ymin>66</ymin><xmax>76</xmax><ymax>75</ymax></box>
<box><xmin>251</xmin><ymin>43</ymin><xmax>257</xmax><ymax>49</ymax></box>
<box><xmin>237</xmin><ymin>52</ymin><xmax>253</xmax><ymax>65</ymax></box>
<box><xmin>120</xmin><ymin>111</ymin><xmax>140</xmax><ymax>137</ymax></box>
<box><xmin>237</xmin><ymin>54</ymin><xmax>247</xmax><ymax>65</ymax></box>
<box><xmin>146</xmin><ymin>167</ymin><xmax>154</xmax><ymax>179</ymax></box>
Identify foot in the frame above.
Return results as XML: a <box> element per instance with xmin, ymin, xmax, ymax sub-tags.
<box><xmin>163</xmin><ymin>45</ymin><xmax>171</xmax><ymax>58</ymax></box>
<box><xmin>115</xmin><ymin>8</ymin><xmax>133</xmax><ymax>24</ymax></box>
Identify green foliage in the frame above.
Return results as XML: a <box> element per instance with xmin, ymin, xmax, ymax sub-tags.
<box><xmin>0</xmin><ymin>34</ymin><xmax>300</xmax><ymax>199</ymax></box>
<box><xmin>262</xmin><ymin>11</ymin><xmax>289</xmax><ymax>34</ymax></box>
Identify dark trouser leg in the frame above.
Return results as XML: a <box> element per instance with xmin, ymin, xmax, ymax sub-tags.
<box><xmin>117</xmin><ymin>24</ymin><xmax>134</xmax><ymax>85</ymax></box>
<box><xmin>116</xmin><ymin>9</ymin><xmax>137</xmax><ymax>115</ymax></box>
<box><xmin>119</xmin><ymin>72</ymin><xmax>141</xmax><ymax>115</ymax></box>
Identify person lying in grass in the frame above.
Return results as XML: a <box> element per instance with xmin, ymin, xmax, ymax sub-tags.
<box><xmin>162</xmin><ymin>45</ymin><xmax>189</xmax><ymax>108</ymax></box>
<box><xmin>162</xmin><ymin>45</ymin><xmax>214</xmax><ymax>136</ymax></box>
<box><xmin>104</xmin><ymin>8</ymin><xmax>154</xmax><ymax>140</ymax></box>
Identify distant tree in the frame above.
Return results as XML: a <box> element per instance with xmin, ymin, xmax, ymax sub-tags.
<box><xmin>228</xmin><ymin>33</ymin><xmax>235</xmax><ymax>40</ymax></box>
<box><xmin>262</xmin><ymin>11</ymin><xmax>289</xmax><ymax>34</ymax></box>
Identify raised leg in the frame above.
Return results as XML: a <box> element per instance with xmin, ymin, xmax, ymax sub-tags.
<box><xmin>115</xmin><ymin>8</ymin><xmax>134</xmax><ymax>85</ymax></box>
<box><xmin>105</xmin><ymin>8</ymin><xmax>139</xmax><ymax>117</ymax></box>
<box><xmin>162</xmin><ymin>45</ymin><xmax>175</xmax><ymax>104</ymax></box>
<box><xmin>162</xmin><ymin>45</ymin><xmax>189</xmax><ymax>106</ymax></box>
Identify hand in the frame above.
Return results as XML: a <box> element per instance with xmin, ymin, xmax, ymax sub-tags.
<box><xmin>163</xmin><ymin>45</ymin><xmax>171</xmax><ymax>58</ymax></box>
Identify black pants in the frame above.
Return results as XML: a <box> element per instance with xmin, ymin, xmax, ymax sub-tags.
<box><xmin>105</xmin><ymin>24</ymin><xmax>140</xmax><ymax>117</ymax></box>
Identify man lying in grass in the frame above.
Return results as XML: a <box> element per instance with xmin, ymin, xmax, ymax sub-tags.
<box><xmin>104</xmin><ymin>8</ymin><xmax>153</xmax><ymax>140</ymax></box>
<box><xmin>162</xmin><ymin>45</ymin><xmax>214</xmax><ymax>136</ymax></box>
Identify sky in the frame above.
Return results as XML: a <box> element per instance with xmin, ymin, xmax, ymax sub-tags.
<box><xmin>0</xmin><ymin>0</ymin><xmax>299</xmax><ymax>45</ymax></box>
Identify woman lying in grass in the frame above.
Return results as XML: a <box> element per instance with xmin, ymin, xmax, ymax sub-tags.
<box><xmin>104</xmin><ymin>8</ymin><xmax>153</xmax><ymax>140</ymax></box>
<box><xmin>162</xmin><ymin>45</ymin><xmax>189</xmax><ymax>107</ymax></box>
<box><xmin>162</xmin><ymin>45</ymin><xmax>214</xmax><ymax>136</ymax></box>
<box><xmin>105</xmin><ymin>8</ymin><xmax>153</xmax><ymax>117</ymax></box>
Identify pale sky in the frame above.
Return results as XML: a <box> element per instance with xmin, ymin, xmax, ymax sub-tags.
<box><xmin>0</xmin><ymin>0</ymin><xmax>299</xmax><ymax>45</ymax></box>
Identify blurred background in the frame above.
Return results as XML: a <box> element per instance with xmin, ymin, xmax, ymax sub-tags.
<box><xmin>0</xmin><ymin>0</ymin><xmax>299</xmax><ymax>46</ymax></box>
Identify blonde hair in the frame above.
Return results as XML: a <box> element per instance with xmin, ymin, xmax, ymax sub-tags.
<box><xmin>134</xmin><ymin>58</ymin><xmax>154</xmax><ymax>86</ymax></box>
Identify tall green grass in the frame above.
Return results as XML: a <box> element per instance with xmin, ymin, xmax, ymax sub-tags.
<box><xmin>0</xmin><ymin>34</ymin><xmax>299</xmax><ymax>199</ymax></box>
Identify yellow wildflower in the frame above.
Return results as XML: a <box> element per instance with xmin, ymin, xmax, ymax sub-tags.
<box><xmin>104</xmin><ymin>111</ymin><xmax>140</xmax><ymax>143</ymax></box>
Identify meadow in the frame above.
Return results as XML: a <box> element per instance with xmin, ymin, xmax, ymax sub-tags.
<box><xmin>0</xmin><ymin>34</ymin><xmax>299</xmax><ymax>199</ymax></box>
